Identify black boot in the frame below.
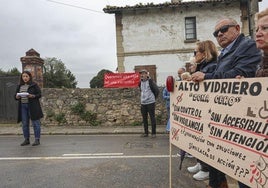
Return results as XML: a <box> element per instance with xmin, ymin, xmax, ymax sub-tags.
<box><xmin>32</xmin><ymin>139</ymin><xmax>40</xmax><ymax>146</ymax></box>
<box><xmin>20</xmin><ymin>139</ymin><xmax>30</xmax><ymax>146</ymax></box>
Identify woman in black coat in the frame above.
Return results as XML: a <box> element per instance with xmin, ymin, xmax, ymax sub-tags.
<box><xmin>15</xmin><ymin>71</ymin><xmax>43</xmax><ymax>146</ymax></box>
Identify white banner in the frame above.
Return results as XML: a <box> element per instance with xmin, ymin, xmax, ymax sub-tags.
<box><xmin>170</xmin><ymin>78</ymin><xmax>268</xmax><ymax>188</ymax></box>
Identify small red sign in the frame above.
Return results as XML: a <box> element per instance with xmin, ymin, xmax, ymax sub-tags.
<box><xmin>104</xmin><ymin>73</ymin><xmax>140</xmax><ymax>88</ymax></box>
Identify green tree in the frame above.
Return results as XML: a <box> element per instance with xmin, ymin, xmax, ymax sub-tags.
<box><xmin>0</xmin><ymin>67</ymin><xmax>21</xmax><ymax>76</ymax></box>
<box><xmin>90</xmin><ymin>69</ymin><xmax>112</xmax><ymax>88</ymax></box>
<box><xmin>43</xmin><ymin>57</ymin><xmax>77</xmax><ymax>88</ymax></box>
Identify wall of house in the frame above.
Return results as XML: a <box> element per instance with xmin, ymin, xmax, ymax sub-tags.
<box><xmin>119</xmin><ymin>2</ymin><xmax>241</xmax><ymax>86</ymax></box>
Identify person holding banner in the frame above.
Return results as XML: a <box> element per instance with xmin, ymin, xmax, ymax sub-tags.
<box><xmin>139</xmin><ymin>69</ymin><xmax>159</xmax><ymax>138</ymax></box>
<box><xmin>255</xmin><ymin>8</ymin><xmax>268</xmax><ymax>77</ymax></box>
<box><xmin>191</xmin><ymin>19</ymin><xmax>261</xmax><ymax>82</ymax></box>
<box><xmin>181</xmin><ymin>71</ymin><xmax>192</xmax><ymax>81</ymax></box>
<box><xmin>191</xmin><ymin>18</ymin><xmax>261</xmax><ymax>188</ymax></box>
<box><xmin>233</xmin><ymin>7</ymin><xmax>268</xmax><ymax>188</ymax></box>
<box><xmin>187</xmin><ymin>40</ymin><xmax>218</xmax><ymax>181</ymax></box>
<box><xmin>232</xmin><ymin>9</ymin><xmax>268</xmax><ymax>188</ymax></box>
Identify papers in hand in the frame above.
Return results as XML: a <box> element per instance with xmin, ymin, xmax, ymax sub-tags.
<box><xmin>17</xmin><ymin>92</ymin><xmax>29</xmax><ymax>97</ymax></box>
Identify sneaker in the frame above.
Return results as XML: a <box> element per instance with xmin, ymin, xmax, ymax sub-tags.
<box><xmin>151</xmin><ymin>134</ymin><xmax>156</xmax><ymax>138</ymax></box>
<box><xmin>193</xmin><ymin>170</ymin><xmax>209</xmax><ymax>181</ymax></box>
<box><xmin>187</xmin><ymin>162</ymin><xmax>201</xmax><ymax>174</ymax></box>
<box><xmin>20</xmin><ymin>139</ymin><xmax>30</xmax><ymax>146</ymax></box>
<box><xmin>185</xmin><ymin>153</ymin><xmax>193</xmax><ymax>158</ymax></box>
<box><xmin>140</xmin><ymin>133</ymin><xmax>148</xmax><ymax>137</ymax></box>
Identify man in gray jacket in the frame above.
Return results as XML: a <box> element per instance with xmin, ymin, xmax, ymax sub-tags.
<box><xmin>139</xmin><ymin>69</ymin><xmax>159</xmax><ymax>138</ymax></box>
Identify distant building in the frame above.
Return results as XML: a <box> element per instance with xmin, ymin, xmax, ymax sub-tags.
<box><xmin>104</xmin><ymin>0</ymin><xmax>260</xmax><ymax>86</ymax></box>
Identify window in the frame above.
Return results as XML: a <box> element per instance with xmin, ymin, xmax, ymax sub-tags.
<box><xmin>185</xmin><ymin>17</ymin><xmax>196</xmax><ymax>40</ymax></box>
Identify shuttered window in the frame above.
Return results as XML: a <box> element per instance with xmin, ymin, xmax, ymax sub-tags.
<box><xmin>185</xmin><ymin>17</ymin><xmax>196</xmax><ymax>40</ymax></box>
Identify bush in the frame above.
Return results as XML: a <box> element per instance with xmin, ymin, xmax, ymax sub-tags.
<box><xmin>70</xmin><ymin>102</ymin><xmax>99</xmax><ymax>126</ymax></box>
<box><xmin>46</xmin><ymin>109</ymin><xmax>55</xmax><ymax>118</ymax></box>
<box><xmin>70</xmin><ymin>102</ymin><xmax>85</xmax><ymax>115</ymax></box>
<box><xmin>81</xmin><ymin>111</ymin><xmax>98</xmax><ymax>126</ymax></box>
<box><xmin>54</xmin><ymin>112</ymin><xmax>67</xmax><ymax>125</ymax></box>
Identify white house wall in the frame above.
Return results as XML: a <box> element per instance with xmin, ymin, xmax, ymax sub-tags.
<box><xmin>121</xmin><ymin>2</ymin><xmax>241</xmax><ymax>85</ymax></box>
<box><xmin>124</xmin><ymin>54</ymin><xmax>192</xmax><ymax>86</ymax></box>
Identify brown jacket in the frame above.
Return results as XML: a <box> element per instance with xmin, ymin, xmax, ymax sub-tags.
<box><xmin>256</xmin><ymin>55</ymin><xmax>268</xmax><ymax>77</ymax></box>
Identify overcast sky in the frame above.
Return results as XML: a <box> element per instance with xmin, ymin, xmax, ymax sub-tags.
<box><xmin>1</xmin><ymin>0</ymin><xmax>267</xmax><ymax>88</ymax></box>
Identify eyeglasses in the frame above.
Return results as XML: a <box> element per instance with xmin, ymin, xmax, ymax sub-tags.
<box><xmin>213</xmin><ymin>24</ymin><xmax>236</xmax><ymax>37</ymax></box>
<box><xmin>256</xmin><ymin>25</ymin><xmax>268</xmax><ymax>33</ymax></box>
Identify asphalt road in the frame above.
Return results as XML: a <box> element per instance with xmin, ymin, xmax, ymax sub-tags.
<box><xmin>0</xmin><ymin>134</ymin><xmax>211</xmax><ymax>188</ymax></box>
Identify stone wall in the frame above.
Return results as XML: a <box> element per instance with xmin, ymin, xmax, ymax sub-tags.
<box><xmin>41</xmin><ymin>87</ymin><xmax>167</xmax><ymax>126</ymax></box>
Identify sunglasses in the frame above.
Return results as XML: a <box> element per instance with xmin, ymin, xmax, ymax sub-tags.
<box><xmin>213</xmin><ymin>24</ymin><xmax>236</xmax><ymax>37</ymax></box>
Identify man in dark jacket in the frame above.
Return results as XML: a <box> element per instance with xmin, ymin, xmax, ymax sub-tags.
<box><xmin>139</xmin><ymin>69</ymin><xmax>159</xmax><ymax>138</ymax></box>
<box><xmin>191</xmin><ymin>18</ymin><xmax>262</xmax><ymax>188</ymax></box>
<box><xmin>192</xmin><ymin>19</ymin><xmax>261</xmax><ymax>82</ymax></box>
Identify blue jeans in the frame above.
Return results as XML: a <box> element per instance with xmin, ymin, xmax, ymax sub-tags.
<box><xmin>21</xmin><ymin>103</ymin><xmax>41</xmax><ymax>139</ymax></box>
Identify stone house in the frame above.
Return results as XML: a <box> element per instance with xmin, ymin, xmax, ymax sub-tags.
<box><xmin>103</xmin><ymin>0</ymin><xmax>260</xmax><ymax>86</ymax></box>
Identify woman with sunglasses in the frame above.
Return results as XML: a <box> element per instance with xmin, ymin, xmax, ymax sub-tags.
<box><xmin>187</xmin><ymin>40</ymin><xmax>218</xmax><ymax>181</ymax></box>
<box><xmin>193</xmin><ymin>40</ymin><xmax>218</xmax><ymax>75</ymax></box>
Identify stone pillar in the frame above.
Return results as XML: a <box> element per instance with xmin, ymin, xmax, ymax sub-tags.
<box><xmin>20</xmin><ymin>49</ymin><xmax>44</xmax><ymax>88</ymax></box>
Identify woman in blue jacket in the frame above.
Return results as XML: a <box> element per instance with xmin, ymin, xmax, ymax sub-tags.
<box><xmin>162</xmin><ymin>87</ymin><xmax>170</xmax><ymax>132</ymax></box>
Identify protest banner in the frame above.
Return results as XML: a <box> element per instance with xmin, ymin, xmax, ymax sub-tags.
<box><xmin>170</xmin><ymin>78</ymin><xmax>267</xmax><ymax>188</ymax></box>
<box><xmin>104</xmin><ymin>72</ymin><xmax>140</xmax><ymax>88</ymax></box>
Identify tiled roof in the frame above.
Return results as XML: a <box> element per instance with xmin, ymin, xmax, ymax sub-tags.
<box><xmin>103</xmin><ymin>0</ymin><xmax>239</xmax><ymax>13</ymax></box>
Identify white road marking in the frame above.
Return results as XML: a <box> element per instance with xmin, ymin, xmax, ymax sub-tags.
<box><xmin>62</xmin><ymin>153</ymin><xmax>124</xmax><ymax>156</ymax></box>
<box><xmin>0</xmin><ymin>154</ymin><xmax>178</xmax><ymax>160</ymax></box>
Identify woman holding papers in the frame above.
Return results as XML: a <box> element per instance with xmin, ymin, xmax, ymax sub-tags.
<box><xmin>15</xmin><ymin>71</ymin><xmax>43</xmax><ymax>146</ymax></box>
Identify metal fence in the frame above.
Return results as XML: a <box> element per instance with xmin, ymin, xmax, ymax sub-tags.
<box><xmin>0</xmin><ymin>76</ymin><xmax>19</xmax><ymax>123</ymax></box>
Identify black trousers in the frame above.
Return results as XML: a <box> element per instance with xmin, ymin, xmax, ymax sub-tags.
<box><xmin>238</xmin><ymin>182</ymin><xmax>250</xmax><ymax>188</ymax></box>
<box><xmin>197</xmin><ymin>159</ymin><xmax>210</xmax><ymax>172</ymax></box>
<box><xmin>141</xmin><ymin>103</ymin><xmax>156</xmax><ymax>135</ymax></box>
<box><xmin>209</xmin><ymin>166</ymin><xmax>227</xmax><ymax>188</ymax></box>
